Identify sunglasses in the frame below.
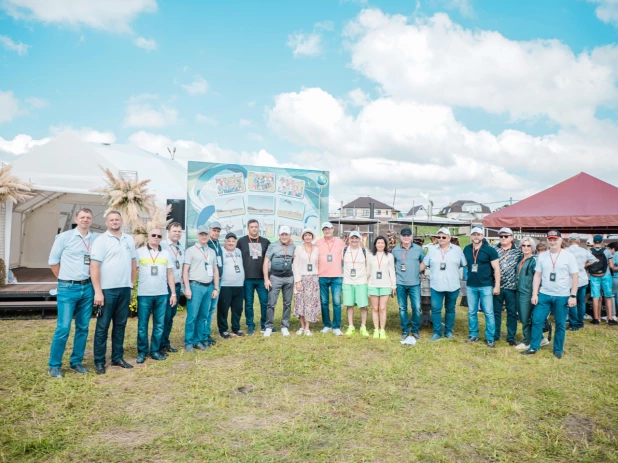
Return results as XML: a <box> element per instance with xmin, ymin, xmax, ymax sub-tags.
<box><xmin>150</xmin><ymin>234</ymin><xmax>162</xmax><ymax>239</ymax></box>
<box><xmin>499</xmin><ymin>235</ymin><xmax>511</xmax><ymax>239</ymax></box>
<box><xmin>521</xmin><ymin>244</ymin><xmax>531</xmax><ymax>248</ymax></box>
<box><xmin>437</xmin><ymin>236</ymin><xmax>449</xmax><ymax>240</ymax></box>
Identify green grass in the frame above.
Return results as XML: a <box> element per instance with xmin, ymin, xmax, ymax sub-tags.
<box><xmin>1</xmin><ymin>301</ymin><xmax>617</xmax><ymax>463</ymax></box>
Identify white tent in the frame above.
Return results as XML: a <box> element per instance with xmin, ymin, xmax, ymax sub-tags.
<box><xmin>2</xmin><ymin>132</ymin><xmax>186</xmax><ymax>269</ymax></box>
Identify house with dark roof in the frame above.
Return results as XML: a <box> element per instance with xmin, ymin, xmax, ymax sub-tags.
<box><xmin>406</xmin><ymin>205</ymin><xmax>429</xmax><ymax>217</ymax></box>
<box><xmin>439</xmin><ymin>200</ymin><xmax>491</xmax><ymax>221</ymax></box>
<box><xmin>337</xmin><ymin>196</ymin><xmax>399</xmax><ymax>221</ymax></box>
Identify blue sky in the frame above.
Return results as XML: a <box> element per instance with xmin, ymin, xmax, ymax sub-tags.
<box><xmin>1</xmin><ymin>0</ymin><xmax>618</xmax><ymax>211</ymax></box>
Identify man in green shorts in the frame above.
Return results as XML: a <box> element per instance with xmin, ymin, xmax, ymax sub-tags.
<box><xmin>342</xmin><ymin>232</ymin><xmax>370</xmax><ymax>336</ymax></box>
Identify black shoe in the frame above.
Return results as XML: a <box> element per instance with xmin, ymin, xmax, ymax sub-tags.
<box><xmin>48</xmin><ymin>367</ymin><xmax>64</xmax><ymax>378</ymax></box>
<box><xmin>608</xmin><ymin>320</ymin><xmax>618</xmax><ymax>326</ymax></box>
<box><xmin>70</xmin><ymin>364</ymin><xmax>88</xmax><ymax>374</ymax></box>
<box><xmin>220</xmin><ymin>332</ymin><xmax>231</xmax><ymax>339</ymax></box>
<box><xmin>486</xmin><ymin>341</ymin><xmax>495</xmax><ymax>348</ymax></box>
<box><xmin>162</xmin><ymin>346</ymin><xmax>178</xmax><ymax>353</ymax></box>
<box><xmin>591</xmin><ymin>319</ymin><xmax>600</xmax><ymax>325</ymax></box>
<box><xmin>411</xmin><ymin>332</ymin><xmax>421</xmax><ymax>340</ymax></box>
<box><xmin>95</xmin><ymin>364</ymin><xmax>106</xmax><ymax>375</ymax></box>
<box><xmin>150</xmin><ymin>352</ymin><xmax>166</xmax><ymax>361</ymax></box>
<box><xmin>111</xmin><ymin>359</ymin><xmax>134</xmax><ymax>369</ymax></box>
<box><xmin>522</xmin><ymin>348</ymin><xmax>537</xmax><ymax>356</ymax></box>
<box><xmin>185</xmin><ymin>345</ymin><xmax>195</xmax><ymax>353</ymax></box>
<box><xmin>233</xmin><ymin>330</ymin><xmax>245</xmax><ymax>337</ymax></box>
<box><xmin>136</xmin><ymin>355</ymin><xmax>146</xmax><ymax>364</ymax></box>
<box><xmin>553</xmin><ymin>351</ymin><xmax>562</xmax><ymax>359</ymax></box>
<box><xmin>207</xmin><ymin>336</ymin><xmax>217</xmax><ymax>345</ymax></box>
<box><xmin>465</xmin><ymin>336</ymin><xmax>479</xmax><ymax>343</ymax></box>
<box><xmin>507</xmin><ymin>340</ymin><xmax>517</xmax><ymax>346</ymax></box>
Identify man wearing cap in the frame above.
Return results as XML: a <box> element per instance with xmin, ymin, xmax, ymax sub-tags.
<box><xmin>206</xmin><ymin>221</ymin><xmax>224</xmax><ymax>344</ymax></box>
<box><xmin>182</xmin><ymin>225</ymin><xmax>219</xmax><ymax>352</ymax></box>
<box><xmin>463</xmin><ymin>227</ymin><xmax>500</xmax><ymax>347</ymax></box>
<box><xmin>263</xmin><ymin>226</ymin><xmax>296</xmax><ymax>336</ymax></box>
<box><xmin>159</xmin><ymin>222</ymin><xmax>184</xmax><ymax>353</ymax></box>
<box><xmin>588</xmin><ymin>235</ymin><xmax>616</xmax><ymax>325</ymax></box>
<box><xmin>314</xmin><ymin>222</ymin><xmax>346</xmax><ymax>335</ymax></box>
<box><xmin>419</xmin><ymin>228</ymin><xmax>467</xmax><ymax>341</ymax></box>
<box><xmin>342</xmin><ymin>231</ymin><xmax>370</xmax><ymax>337</ymax></box>
<box><xmin>90</xmin><ymin>211</ymin><xmax>137</xmax><ymax>375</ymax></box>
<box><xmin>493</xmin><ymin>227</ymin><xmax>523</xmax><ymax>345</ymax></box>
<box><xmin>237</xmin><ymin>219</ymin><xmax>271</xmax><ymax>334</ymax></box>
<box><xmin>47</xmin><ymin>208</ymin><xmax>99</xmax><ymax>378</ymax></box>
<box><xmin>135</xmin><ymin>228</ymin><xmax>176</xmax><ymax>363</ymax></box>
<box><xmin>566</xmin><ymin>234</ymin><xmax>597</xmax><ymax>330</ymax></box>
<box><xmin>391</xmin><ymin>228</ymin><xmax>424</xmax><ymax>340</ymax></box>
<box><xmin>217</xmin><ymin>233</ymin><xmax>246</xmax><ymax>338</ymax></box>
<box><xmin>524</xmin><ymin>231</ymin><xmax>578</xmax><ymax>359</ymax></box>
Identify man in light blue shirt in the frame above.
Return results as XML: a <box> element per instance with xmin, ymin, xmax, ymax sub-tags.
<box><xmin>420</xmin><ymin>228</ymin><xmax>467</xmax><ymax>341</ymax></box>
<box><xmin>90</xmin><ymin>210</ymin><xmax>137</xmax><ymax>375</ymax></box>
<box><xmin>47</xmin><ymin>208</ymin><xmax>99</xmax><ymax>378</ymax></box>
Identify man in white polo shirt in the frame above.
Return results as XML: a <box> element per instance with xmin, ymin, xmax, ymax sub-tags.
<box><xmin>135</xmin><ymin>228</ymin><xmax>177</xmax><ymax>364</ymax></box>
<box><xmin>90</xmin><ymin>210</ymin><xmax>137</xmax><ymax>375</ymax></box>
<box><xmin>160</xmin><ymin>222</ymin><xmax>184</xmax><ymax>353</ymax></box>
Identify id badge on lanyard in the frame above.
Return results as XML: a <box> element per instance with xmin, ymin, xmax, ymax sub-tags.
<box><xmin>376</xmin><ymin>271</ymin><xmax>383</xmax><ymax>280</ymax></box>
<box><xmin>175</xmin><ymin>260</ymin><xmax>180</xmax><ymax>269</ymax></box>
<box><xmin>84</xmin><ymin>254</ymin><xmax>91</xmax><ymax>265</ymax></box>
<box><xmin>151</xmin><ymin>266</ymin><xmax>158</xmax><ymax>276</ymax></box>
<box><xmin>471</xmin><ymin>264</ymin><xmax>478</xmax><ymax>273</ymax></box>
<box><xmin>351</xmin><ymin>268</ymin><xmax>356</xmax><ymax>278</ymax></box>
<box><xmin>327</xmin><ymin>254</ymin><xmax>333</xmax><ymax>262</ymax></box>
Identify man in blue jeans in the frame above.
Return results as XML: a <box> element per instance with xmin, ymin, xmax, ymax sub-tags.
<box><xmin>524</xmin><ymin>230</ymin><xmax>579</xmax><ymax>359</ymax></box>
<box><xmin>47</xmin><ymin>208</ymin><xmax>99</xmax><ymax>378</ymax></box>
<box><xmin>463</xmin><ymin>226</ymin><xmax>500</xmax><ymax>348</ymax></box>
<box><xmin>566</xmin><ymin>234</ymin><xmax>597</xmax><ymax>330</ymax></box>
<box><xmin>391</xmin><ymin>228</ymin><xmax>424</xmax><ymax>340</ymax></box>
<box><xmin>160</xmin><ymin>222</ymin><xmax>184</xmax><ymax>353</ymax></box>
<box><xmin>237</xmin><ymin>219</ymin><xmax>270</xmax><ymax>334</ymax></box>
<box><xmin>206</xmin><ymin>221</ymin><xmax>224</xmax><ymax>343</ymax></box>
<box><xmin>315</xmin><ymin>222</ymin><xmax>346</xmax><ymax>335</ymax></box>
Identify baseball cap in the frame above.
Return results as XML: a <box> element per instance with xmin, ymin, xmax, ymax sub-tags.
<box><xmin>321</xmin><ymin>221</ymin><xmax>334</xmax><ymax>229</ymax></box>
<box><xmin>547</xmin><ymin>230</ymin><xmax>562</xmax><ymax>239</ymax></box>
<box><xmin>400</xmin><ymin>228</ymin><xmax>412</xmax><ymax>236</ymax></box>
<box><xmin>593</xmin><ymin>234</ymin><xmax>603</xmax><ymax>243</ymax></box>
<box><xmin>301</xmin><ymin>228</ymin><xmax>315</xmax><ymax>238</ymax></box>
<box><xmin>498</xmin><ymin>227</ymin><xmax>513</xmax><ymax>236</ymax></box>
<box><xmin>568</xmin><ymin>233</ymin><xmax>580</xmax><ymax>241</ymax></box>
<box><xmin>197</xmin><ymin>225</ymin><xmax>209</xmax><ymax>234</ymax></box>
<box><xmin>209</xmin><ymin>221</ymin><xmax>222</xmax><ymax>230</ymax></box>
<box><xmin>349</xmin><ymin>231</ymin><xmax>361</xmax><ymax>239</ymax></box>
<box><xmin>586</xmin><ymin>238</ymin><xmax>594</xmax><ymax>246</ymax></box>
<box><xmin>280</xmin><ymin>225</ymin><xmax>291</xmax><ymax>234</ymax></box>
<box><xmin>225</xmin><ymin>232</ymin><xmax>237</xmax><ymax>240</ymax></box>
<box><xmin>437</xmin><ymin>227</ymin><xmax>451</xmax><ymax>236</ymax></box>
<box><xmin>470</xmin><ymin>226</ymin><xmax>483</xmax><ymax>235</ymax></box>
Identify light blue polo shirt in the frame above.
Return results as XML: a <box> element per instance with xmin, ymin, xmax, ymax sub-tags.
<box><xmin>91</xmin><ymin>232</ymin><xmax>136</xmax><ymax>289</ymax></box>
<box><xmin>48</xmin><ymin>228</ymin><xmax>99</xmax><ymax>281</ymax></box>
<box><xmin>161</xmin><ymin>240</ymin><xmax>184</xmax><ymax>284</ymax></box>
<box><xmin>423</xmin><ymin>244</ymin><xmax>467</xmax><ymax>292</ymax></box>
<box><xmin>392</xmin><ymin>243</ymin><xmax>424</xmax><ymax>286</ymax></box>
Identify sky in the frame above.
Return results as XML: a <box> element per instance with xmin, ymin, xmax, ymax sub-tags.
<box><xmin>1</xmin><ymin>0</ymin><xmax>618</xmax><ymax>214</ymax></box>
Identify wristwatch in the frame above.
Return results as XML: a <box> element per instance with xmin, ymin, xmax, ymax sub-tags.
<box><xmin>569</xmin><ymin>295</ymin><xmax>576</xmax><ymax>298</ymax></box>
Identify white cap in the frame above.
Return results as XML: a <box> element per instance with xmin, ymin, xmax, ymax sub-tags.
<box><xmin>279</xmin><ymin>225</ymin><xmax>291</xmax><ymax>235</ymax></box>
<box><xmin>301</xmin><ymin>228</ymin><xmax>315</xmax><ymax>238</ymax></box>
<box><xmin>586</xmin><ymin>238</ymin><xmax>594</xmax><ymax>246</ymax></box>
<box><xmin>437</xmin><ymin>227</ymin><xmax>451</xmax><ymax>236</ymax></box>
<box><xmin>321</xmin><ymin>221</ymin><xmax>334</xmax><ymax>229</ymax></box>
<box><xmin>568</xmin><ymin>233</ymin><xmax>580</xmax><ymax>241</ymax></box>
<box><xmin>349</xmin><ymin>231</ymin><xmax>361</xmax><ymax>239</ymax></box>
<box><xmin>498</xmin><ymin>227</ymin><xmax>513</xmax><ymax>236</ymax></box>
<box><xmin>470</xmin><ymin>226</ymin><xmax>484</xmax><ymax>235</ymax></box>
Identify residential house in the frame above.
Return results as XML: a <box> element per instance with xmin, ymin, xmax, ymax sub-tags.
<box><xmin>338</xmin><ymin>196</ymin><xmax>399</xmax><ymax>222</ymax></box>
<box><xmin>439</xmin><ymin>200</ymin><xmax>491</xmax><ymax>221</ymax></box>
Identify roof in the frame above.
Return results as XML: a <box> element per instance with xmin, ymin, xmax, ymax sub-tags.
<box><xmin>342</xmin><ymin>196</ymin><xmax>398</xmax><ymax>211</ymax></box>
<box><xmin>389</xmin><ymin>217</ymin><xmax>472</xmax><ymax>226</ymax></box>
<box><xmin>406</xmin><ymin>205</ymin><xmax>428</xmax><ymax>215</ymax></box>
<box><xmin>482</xmin><ymin>172</ymin><xmax>618</xmax><ymax>232</ymax></box>
<box><xmin>440</xmin><ymin>200</ymin><xmax>491</xmax><ymax>215</ymax></box>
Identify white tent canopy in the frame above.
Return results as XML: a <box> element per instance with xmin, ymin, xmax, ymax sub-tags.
<box><xmin>2</xmin><ymin>133</ymin><xmax>186</xmax><ymax>269</ymax></box>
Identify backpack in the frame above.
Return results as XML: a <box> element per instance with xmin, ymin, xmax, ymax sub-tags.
<box><xmin>588</xmin><ymin>248</ymin><xmax>608</xmax><ymax>275</ymax></box>
<box><xmin>342</xmin><ymin>246</ymin><xmax>366</xmax><ymax>266</ymax></box>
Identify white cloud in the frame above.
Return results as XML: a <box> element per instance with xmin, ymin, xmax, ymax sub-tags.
<box><xmin>315</xmin><ymin>20</ymin><xmax>334</xmax><ymax>31</ymax></box>
<box><xmin>195</xmin><ymin>114</ymin><xmax>218</xmax><ymax>126</ymax></box>
<box><xmin>0</xmin><ymin>35</ymin><xmax>30</xmax><ymax>55</ymax></box>
<box><xmin>347</xmin><ymin>88</ymin><xmax>371</xmax><ymax>107</ymax></box>
<box><xmin>344</xmin><ymin>9</ymin><xmax>618</xmax><ymax>126</ymax></box>
<box><xmin>181</xmin><ymin>75</ymin><xmax>208</xmax><ymax>95</ymax></box>
<box><xmin>287</xmin><ymin>32</ymin><xmax>322</xmax><ymax>57</ymax></box>
<box><xmin>440</xmin><ymin>0</ymin><xmax>474</xmax><ymax>18</ymax></box>
<box><xmin>25</xmin><ymin>96</ymin><xmax>48</xmax><ymax>108</ymax></box>
<box><xmin>1</xmin><ymin>0</ymin><xmax>158</xmax><ymax>33</ymax></box>
<box><xmin>589</xmin><ymin>0</ymin><xmax>618</xmax><ymax>27</ymax></box>
<box><xmin>0</xmin><ymin>133</ymin><xmax>51</xmax><ymax>155</ymax></box>
<box><xmin>239</xmin><ymin>118</ymin><xmax>253</xmax><ymax>128</ymax></box>
<box><xmin>0</xmin><ymin>90</ymin><xmax>21</xmax><ymax>124</ymax></box>
<box><xmin>248</xmin><ymin>132</ymin><xmax>264</xmax><ymax>142</ymax></box>
<box><xmin>49</xmin><ymin>125</ymin><xmax>116</xmax><ymax>143</ymax></box>
<box><xmin>247</xmin><ymin>100</ymin><xmax>256</xmax><ymax>107</ymax></box>
<box><xmin>123</xmin><ymin>94</ymin><xmax>178</xmax><ymax>128</ymax></box>
<box><xmin>134</xmin><ymin>36</ymin><xmax>157</xmax><ymax>51</ymax></box>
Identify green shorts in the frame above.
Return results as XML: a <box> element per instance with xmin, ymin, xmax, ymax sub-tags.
<box><xmin>368</xmin><ymin>286</ymin><xmax>392</xmax><ymax>297</ymax></box>
<box><xmin>342</xmin><ymin>283</ymin><xmax>369</xmax><ymax>308</ymax></box>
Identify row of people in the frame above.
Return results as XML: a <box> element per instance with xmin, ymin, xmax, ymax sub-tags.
<box><xmin>46</xmin><ymin>209</ymin><xmax>612</xmax><ymax>377</ymax></box>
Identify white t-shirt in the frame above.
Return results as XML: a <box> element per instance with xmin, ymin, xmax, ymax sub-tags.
<box><xmin>221</xmin><ymin>248</ymin><xmax>244</xmax><ymax>287</ymax></box>
<box><xmin>567</xmin><ymin>245</ymin><xmax>597</xmax><ymax>287</ymax></box>
<box><xmin>136</xmin><ymin>246</ymin><xmax>173</xmax><ymax>296</ymax></box>
<box><xmin>537</xmin><ymin>250</ymin><xmax>579</xmax><ymax>297</ymax></box>
<box><xmin>342</xmin><ymin>246</ymin><xmax>368</xmax><ymax>285</ymax></box>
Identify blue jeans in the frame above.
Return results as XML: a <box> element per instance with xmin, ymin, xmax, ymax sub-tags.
<box><xmin>493</xmin><ymin>288</ymin><xmax>518</xmax><ymax>342</ymax></box>
<box><xmin>161</xmin><ymin>283</ymin><xmax>181</xmax><ymax>348</ymax></box>
<box><xmin>244</xmin><ymin>278</ymin><xmax>268</xmax><ymax>330</ymax></box>
<box><xmin>137</xmin><ymin>295</ymin><xmax>167</xmax><ymax>356</ymax></box>
<box><xmin>205</xmin><ymin>293</ymin><xmax>218</xmax><ymax>338</ymax></box>
<box><xmin>430</xmin><ymin>288</ymin><xmax>459</xmax><ymax>337</ymax></box>
<box><xmin>466</xmin><ymin>286</ymin><xmax>495</xmax><ymax>342</ymax></box>
<box><xmin>185</xmin><ymin>282</ymin><xmax>213</xmax><ymax>346</ymax></box>
<box><xmin>319</xmin><ymin>277</ymin><xmax>343</xmax><ymax>329</ymax></box>
<box><xmin>93</xmin><ymin>287</ymin><xmax>131</xmax><ymax>365</ymax></box>
<box><xmin>568</xmin><ymin>285</ymin><xmax>587</xmax><ymax>329</ymax></box>
<box><xmin>48</xmin><ymin>281</ymin><xmax>94</xmax><ymax>368</ymax></box>
<box><xmin>530</xmin><ymin>293</ymin><xmax>568</xmax><ymax>354</ymax></box>
<box><xmin>396</xmin><ymin>284</ymin><xmax>421</xmax><ymax>334</ymax></box>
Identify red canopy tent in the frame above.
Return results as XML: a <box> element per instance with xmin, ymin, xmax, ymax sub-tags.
<box><xmin>483</xmin><ymin>172</ymin><xmax>618</xmax><ymax>233</ymax></box>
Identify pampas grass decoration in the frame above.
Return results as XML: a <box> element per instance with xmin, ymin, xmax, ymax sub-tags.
<box><xmin>0</xmin><ymin>164</ymin><xmax>33</xmax><ymax>204</ymax></box>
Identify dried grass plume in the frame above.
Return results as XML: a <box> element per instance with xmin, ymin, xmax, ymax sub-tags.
<box><xmin>0</xmin><ymin>164</ymin><xmax>34</xmax><ymax>204</ymax></box>
<box><xmin>133</xmin><ymin>204</ymin><xmax>173</xmax><ymax>248</ymax></box>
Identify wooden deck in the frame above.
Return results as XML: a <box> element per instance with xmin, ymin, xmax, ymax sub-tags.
<box><xmin>0</xmin><ymin>268</ymin><xmax>57</xmax><ymax>296</ymax></box>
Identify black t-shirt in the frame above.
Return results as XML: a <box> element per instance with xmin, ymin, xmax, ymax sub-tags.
<box><xmin>463</xmin><ymin>241</ymin><xmax>499</xmax><ymax>287</ymax></box>
<box><xmin>237</xmin><ymin>235</ymin><xmax>271</xmax><ymax>279</ymax></box>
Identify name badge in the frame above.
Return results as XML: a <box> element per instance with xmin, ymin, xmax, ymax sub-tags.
<box><xmin>550</xmin><ymin>272</ymin><xmax>556</xmax><ymax>282</ymax></box>
<box><xmin>84</xmin><ymin>255</ymin><xmax>91</xmax><ymax>265</ymax></box>
<box><xmin>400</xmin><ymin>264</ymin><xmax>406</xmax><ymax>272</ymax></box>
<box><xmin>351</xmin><ymin>268</ymin><xmax>356</xmax><ymax>277</ymax></box>
<box><xmin>327</xmin><ymin>254</ymin><xmax>333</xmax><ymax>262</ymax></box>
<box><xmin>175</xmin><ymin>261</ymin><xmax>180</xmax><ymax>269</ymax></box>
<box><xmin>376</xmin><ymin>271</ymin><xmax>382</xmax><ymax>280</ymax></box>
<box><xmin>206</xmin><ymin>264</ymin><xmax>213</xmax><ymax>277</ymax></box>
<box><xmin>234</xmin><ymin>265</ymin><xmax>241</xmax><ymax>273</ymax></box>
<box><xmin>204</xmin><ymin>262</ymin><xmax>209</xmax><ymax>271</ymax></box>
<box><xmin>252</xmin><ymin>253</ymin><xmax>259</xmax><ymax>260</ymax></box>
<box><xmin>217</xmin><ymin>256</ymin><xmax>223</xmax><ymax>267</ymax></box>
<box><xmin>284</xmin><ymin>261</ymin><xmax>289</xmax><ymax>268</ymax></box>
<box><xmin>307</xmin><ymin>264</ymin><xmax>313</xmax><ymax>272</ymax></box>
<box><xmin>471</xmin><ymin>264</ymin><xmax>478</xmax><ymax>273</ymax></box>
<box><xmin>151</xmin><ymin>266</ymin><xmax>158</xmax><ymax>276</ymax></box>
<box><xmin>440</xmin><ymin>263</ymin><xmax>446</xmax><ymax>270</ymax></box>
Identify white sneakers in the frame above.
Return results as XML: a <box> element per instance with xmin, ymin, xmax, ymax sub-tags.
<box><xmin>333</xmin><ymin>329</ymin><xmax>343</xmax><ymax>336</ymax></box>
<box><xmin>305</xmin><ymin>330</ymin><xmax>312</xmax><ymax>336</ymax></box>
<box><xmin>296</xmin><ymin>328</ymin><xmax>305</xmax><ymax>335</ymax></box>
<box><xmin>321</xmin><ymin>327</ymin><xmax>332</xmax><ymax>333</ymax></box>
<box><xmin>263</xmin><ymin>328</ymin><xmax>272</xmax><ymax>337</ymax></box>
<box><xmin>281</xmin><ymin>328</ymin><xmax>290</xmax><ymax>336</ymax></box>
<box><xmin>400</xmin><ymin>335</ymin><xmax>417</xmax><ymax>346</ymax></box>
<box><xmin>540</xmin><ymin>338</ymin><xmax>549</xmax><ymax>347</ymax></box>
<box><xmin>515</xmin><ymin>343</ymin><xmax>529</xmax><ymax>351</ymax></box>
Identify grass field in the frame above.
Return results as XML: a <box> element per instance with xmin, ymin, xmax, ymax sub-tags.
<box><xmin>1</xmin><ymin>300</ymin><xmax>617</xmax><ymax>463</ymax></box>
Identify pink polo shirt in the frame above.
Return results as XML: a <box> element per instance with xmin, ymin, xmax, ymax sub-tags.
<box><xmin>315</xmin><ymin>237</ymin><xmax>346</xmax><ymax>277</ymax></box>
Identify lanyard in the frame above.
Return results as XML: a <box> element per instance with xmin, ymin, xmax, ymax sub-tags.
<box><xmin>440</xmin><ymin>246</ymin><xmax>450</xmax><ymax>261</ymax></box>
<box><xmin>518</xmin><ymin>256</ymin><xmax>530</xmax><ymax>276</ymax></box>
<box><xmin>376</xmin><ymin>252</ymin><xmax>384</xmax><ymax>269</ymax></box>
<box><xmin>326</xmin><ymin>238</ymin><xmax>335</xmax><ymax>254</ymax></box>
<box><xmin>501</xmin><ymin>246</ymin><xmax>511</xmax><ymax>261</ymax></box>
<box><xmin>472</xmin><ymin>245</ymin><xmax>481</xmax><ymax>264</ymax></box>
<box><xmin>147</xmin><ymin>247</ymin><xmax>160</xmax><ymax>264</ymax></box>
<box><xmin>79</xmin><ymin>234</ymin><xmax>91</xmax><ymax>253</ymax></box>
<box><xmin>281</xmin><ymin>243</ymin><xmax>289</xmax><ymax>260</ymax></box>
<box><xmin>549</xmin><ymin>250</ymin><xmax>561</xmax><ymax>271</ymax></box>
<box><xmin>401</xmin><ymin>244</ymin><xmax>410</xmax><ymax>262</ymax></box>
<box><xmin>249</xmin><ymin>236</ymin><xmax>260</xmax><ymax>254</ymax></box>
<box><xmin>350</xmin><ymin>248</ymin><xmax>361</xmax><ymax>267</ymax></box>
<box><xmin>209</xmin><ymin>238</ymin><xmax>221</xmax><ymax>254</ymax></box>
<box><xmin>304</xmin><ymin>244</ymin><xmax>313</xmax><ymax>262</ymax></box>
<box><xmin>227</xmin><ymin>249</ymin><xmax>238</xmax><ymax>264</ymax></box>
<box><xmin>168</xmin><ymin>242</ymin><xmax>180</xmax><ymax>259</ymax></box>
<box><xmin>195</xmin><ymin>244</ymin><xmax>210</xmax><ymax>262</ymax></box>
